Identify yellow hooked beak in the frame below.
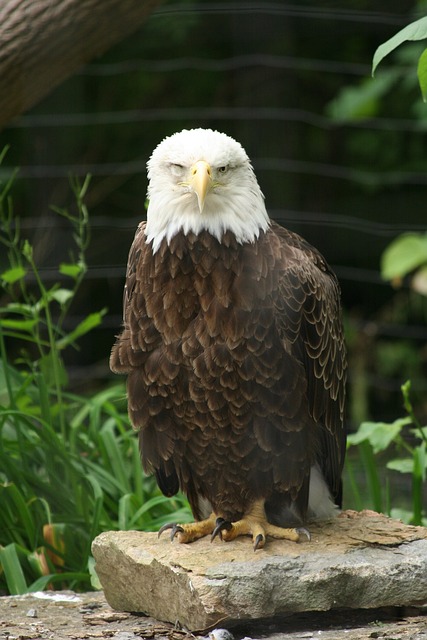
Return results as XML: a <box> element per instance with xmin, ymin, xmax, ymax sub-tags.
<box><xmin>190</xmin><ymin>160</ymin><xmax>212</xmax><ymax>212</ymax></box>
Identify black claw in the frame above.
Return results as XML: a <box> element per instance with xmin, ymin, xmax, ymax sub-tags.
<box><xmin>158</xmin><ymin>522</ymin><xmax>184</xmax><ymax>541</ymax></box>
<box><xmin>296</xmin><ymin>527</ymin><xmax>311</xmax><ymax>542</ymax></box>
<box><xmin>171</xmin><ymin>524</ymin><xmax>184</xmax><ymax>540</ymax></box>
<box><xmin>211</xmin><ymin>517</ymin><xmax>232</xmax><ymax>542</ymax></box>
<box><xmin>158</xmin><ymin>522</ymin><xmax>173</xmax><ymax>538</ymax></box>
<box><xmin>253</xmin><ymin>534</ymin><xmax>265</xmax><ymax>551</ymax></box>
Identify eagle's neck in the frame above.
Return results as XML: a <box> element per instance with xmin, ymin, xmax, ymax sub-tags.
<box><xmin>144</xmin><ymin>182</ymin><xmax>270</xmax><ymax>254</ymax></box>
<box><xmin>152</xmin><ymin>228</ymin><xmax>256</xmax><ymax>259</ymax></box>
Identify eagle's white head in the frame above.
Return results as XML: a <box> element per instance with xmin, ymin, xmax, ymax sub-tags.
<box><xmin>144</xmin><ymin>128</ymin><xmax>270</xmax><ymax>253</ymax></box>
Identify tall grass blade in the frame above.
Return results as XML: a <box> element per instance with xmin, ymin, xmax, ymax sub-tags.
<box><xmin>412</xmin><ymin>443</ymin><xmax>426</xmax><ymax>525</ymax></box>
<box><xmin>85</xmin><ymin>475</ymin><xmax>105</xmax><ymax>544</ymax></box>
<box><xmin>343</xmin><ymin>456</ymin><xmax>363</xmax><ymax>511</ymax></box>
<box><xmin>2</xmin><ymin>483</ymin><xmax>37</xmax><ymax>546</ymax></box>
<box><xmin>0</xmin><ymin>544</ymin><xmax>28</xmax><ymax>594</ymax></box>
<box><xmin>358</xmin><ymin>441</ymin><xmax>384</xmax><ymax>512</ymax></box>
<box><xmin>98</xmin><ymin>424</ymin><xmax>131</xmax><ymax>494</ymax></box>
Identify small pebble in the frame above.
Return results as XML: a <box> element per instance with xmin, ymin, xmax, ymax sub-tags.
<box><xmin>26</xmin><ymin>608</ymin><xmax>38</xmax><ymax>618</ymax></box>
<box><xmin>209</xmin><ymin>629</ymin><xmax>234</xmax><ymax>640</ymax></box>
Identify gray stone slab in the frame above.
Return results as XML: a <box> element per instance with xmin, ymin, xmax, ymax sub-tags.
<box><xmin>92</xmin><ymin>510</ymin><xmax>427</xmax><ymax>631</ymax></box>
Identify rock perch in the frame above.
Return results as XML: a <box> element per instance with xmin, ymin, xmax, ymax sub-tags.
<box><xmin>92</xmin><ymin>510</ymin><xmax>427</xmax><ymax>631</ymax></box>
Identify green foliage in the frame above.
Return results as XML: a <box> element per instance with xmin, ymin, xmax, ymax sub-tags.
<box><xmin>327</xmin><ymin>47</ymin><xmax>427</xmax><ymax>127</ymax></box>
<box><xmin>381</xmin><ymin>232</ymin><xmax>427</xmax><ymax>296</ymax></box>
<box><xmin>372</xmin><ymin>16</ymin><xmax>427</xmax><ymax>101</ymax></box>
<box><xmin>0</xmin><ymin>164</ymin><xmax>191</xmax><ymax>595</ymax></box>
<box><xmin>326</xmin><ymin>70</ymin><xmax>400</xmax><ymax>122</ymax></box>
<box><xmin>343</xmin><ymin>84</ymin><xmax>427</xmax><ymax>518</ymax></box>
<box><xmin>347</xmin><ymin>381</ymin><xmax>427</xmax><ymax>526</ymax></box>
<box><xmin>418</xmin><ymin>47</ymin><xmax>427</xmax><ymax>100</ymax></box>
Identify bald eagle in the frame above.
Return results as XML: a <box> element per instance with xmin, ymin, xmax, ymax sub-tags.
<box><xmin>110</xmin><ymin>128</ymin><xmax>347</xmax><ymax>549</ymax></box>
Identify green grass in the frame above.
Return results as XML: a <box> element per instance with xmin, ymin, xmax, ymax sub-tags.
<box><xmin>0</xmin><ymin>366</ymin><xmax>191</xmax><ymax>594</ymax></box>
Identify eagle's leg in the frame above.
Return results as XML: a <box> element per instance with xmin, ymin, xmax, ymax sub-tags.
<box><xmin>158</xmin><ymin>512</ymin><xmax>217</xmax><ymax>543</ymax></box>
<box><xmin>214</xmin><ymin>499</ymin><xmax>310</xmax><ymax>550</ymax></box>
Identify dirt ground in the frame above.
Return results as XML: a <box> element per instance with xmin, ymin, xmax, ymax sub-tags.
<box><xmin>0</xmin><ymin>591</ymin><xmax>427</xmax><ymax>640</ymax></box>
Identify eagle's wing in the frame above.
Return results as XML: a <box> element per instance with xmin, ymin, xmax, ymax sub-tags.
<box><xmin>272</xmin><ymin>223</ymin><xmax>347</xmax><ymax>502</ymax></box>
<box><xmin>110</xmin><ymin>222</ymin><xmax>181</xmax><ymax>497</ymax></box>
<box><xmin>110</xmin><ymin>221</ymin><xmax>145</xmax><ymax>373</ymax></box>
<box><xmin>122</xmin><ymin>221</ymin><xmax>146</xmax><ymax>350</ymax></box>
<box><xmin>111</xmin><ymin>221</ymin><xmax>163</xmax><ymax>372</ymax></box>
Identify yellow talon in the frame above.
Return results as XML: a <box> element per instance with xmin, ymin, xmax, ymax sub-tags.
<box><xmin>158</xmin><ymin>513</ymin><xmax>217</xmax><ymax>543</ymax></box>
<box><xmin>219</xmin><ymin>500</ymin><xmax>305</xmax><ymax>549</ymax></box>
<box><xmin>158</xmin><ymin>500</ymin><xmax>310</xmax><ymax>549</ymax></box>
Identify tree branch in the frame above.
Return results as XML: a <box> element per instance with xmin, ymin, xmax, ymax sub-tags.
<box><xmin>0</xmin><ymin>0</ymin><xmax>163</xmax><ymax>130</ymax></box>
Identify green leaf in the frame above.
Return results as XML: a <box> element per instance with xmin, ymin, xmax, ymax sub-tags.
<box><xmin>88</xmin><ymin>556</ymin><xmax>102</xmax><ymax>590</ymax></box>
<box><xmin>413</xmin><ymin>442</ymin><xmax>427</xmax><ymax>481</ymax></box>
<box><xmin>1</xmin><ymin>483</ymin><xmax>36</xmax><ymax>544</ymax></box>
<box><xmin>118</xmin><ymin>493</ymin><xmax>133</xmax><ymax>530</ymax></box>
<box><xmin>129</xmin><ymin>494</ymin><xmax>185</xmax><ymax>528</ymax></box>
<box><xmin>412</xmin><ymin>443</ymin><xmax>426</xmax><ymax>525</ymax></box>
<box><xmin>414</xmin><ymin>425</ymin><xmax>427</xmax><ymax>439</ymax></box>
<box><xmin>417</xmin><ymin>48</ymin><xmax>427</xmax><ymax>101</ymax></box>
<box><xmin>0</xmin><ymin>318</ymin><xmax>37</xmax><ymax>332</ymax></box>
<box><xmin>50</xmin><ymin>288</ymin><xmax>74</xmax><ymax>306</ymax></box>
<box><xmin>0</xmin><ymin>145</ymin><xmax>10</xmax><ymax>164</ymax></box>
<box><xmin>372</xmin><ymin>16</ymin><xmax>427</xmax><ymax>75</ymax></box>
<box><xmin>22</xmin><ymin>240</ymin><xmax>33</xmax><ymax>260</ymax></box>
<box><xmin>59</xmin><ymin>262</ymin><xmax>84</xmax><ymax>279</ymax></box>
<box><xmin>381</xmin><ymin>233</ymin><xmax>427</xmax><ymax>281</ymax></box>
<box><xmin>347</xmin><ymin>417</ymin><xmax>411</xmax><ymax>454</ymax></box>
<box><xmin>1</xmin><ymin>266</ymin><xmax>26</xmax><ymax>284</ymax></box>
<box><xmin>1</xmin><ymin>302</ymin><xmax>37</xmax><ymax>316</ymax></box>
<box><xmin>85</xmin><ymin>474</ymin><xmax>104</xmax><ymax>542</ymax></box>
<box><xmin>0</xmin><ymin>544</ymin><xmax>28</xmax><ymax>594</ymax></box>
<box><xmin>387</xmin><ymin>457</ymin><xmax>414</xmax><ymax>473</ymax></box>
<box><xmin>56</xmin><ymin>309</ymin><xmax>106</xmax><ymax>349</ymax></box>
<box><xmin>39</xmin><ymin>352</ymin><xmax>68</xmax><ymax>388</ymax></box>
<box><xmin>27</xmin><ymin>548</ymin><xmax>53</xmax><ymax>577</ymax></box>
<box><xmin>99</xmin><ymin>424</ymin><xmax>130</xmax><ymax>494</ymax></box>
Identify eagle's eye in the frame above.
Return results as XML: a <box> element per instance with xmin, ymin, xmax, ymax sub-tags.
<box><xmin>169</xmin><ymin>163</ymin><xmax>185</xmax><ymax>176</ymax></box>
<box><xmin>217</xmin><ymin>166</ymin><xmax>228</xmax><ymax>174</ymax></box>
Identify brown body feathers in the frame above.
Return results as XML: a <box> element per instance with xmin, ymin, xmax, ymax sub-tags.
<box><xmin>110</xmin><ymin>221</ymin><xmax>347</xmax><ymax>524</ymax></box>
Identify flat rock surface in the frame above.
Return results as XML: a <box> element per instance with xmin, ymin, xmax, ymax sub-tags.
<box><xmin>1</xmin><ymin>590</ymin><xmax>427</xmax><ymax>640</ymax></box>
<box><xmin>92</xmin><ymin>510</ymin><xmax>427</xmax><ymax>631</ymax></box>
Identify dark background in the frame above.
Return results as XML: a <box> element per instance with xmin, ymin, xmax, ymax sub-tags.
<box><xmin>1</xmin><ymin>0</ymin><xmax>426</xmax><ymax>431</ymax></box>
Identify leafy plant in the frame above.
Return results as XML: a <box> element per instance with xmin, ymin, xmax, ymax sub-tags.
<box><xmin>327</xmin><ymin>14</ymin><xmax>427</xmax><ymax>125</ymax></box>
<box><xmin>0</xmin><ymin>163</ymin><xmax>191</xmax><ymax>595</ymax></box>
<box><xmin>372</xmin><ymin>15</ymin><xmax>427</xmax><ymax>102</ymax></box>
<box><xmin>337</xmin><ymin>26</ymin><xmax>427</xmax><ymax>519</ymax></box>
<box><xmin>346</xmin><ymin>381</ymin><xmax>426</xmax><ymax>526</ymax></box>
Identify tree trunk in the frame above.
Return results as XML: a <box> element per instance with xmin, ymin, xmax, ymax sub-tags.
<box><xmin>0</xmin><ymin>0</ymin><xmax>163</xmax><ymax>130</ymax></box>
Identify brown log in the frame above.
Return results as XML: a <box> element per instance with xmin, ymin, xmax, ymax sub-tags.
<box><xmin>0</xmin><ymin>0</ymin><xmax>163</xmax><ymax>130</ymax></box>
